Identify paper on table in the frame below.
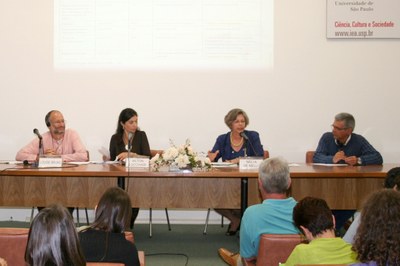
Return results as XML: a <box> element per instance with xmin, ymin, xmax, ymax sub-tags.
<box><xmin>98</xmin><ymin>146</ymin><xmax>110</xmax><ymax>160</ymax></box>
<box><xmin>69</xmin><ymin>161</ymin><xmax>90</xmax><ymax>165</ymax></box>
<box><xmin>0</xmin><ymin>160</ymin><xmax>20</xmax><ymax>164</ymax></box>
<box><xmin>211</xmin><ymin>162</ymin><xmax>237</xmax><ymax>167</ymax></box>
<box><xmin>312</xmin><ymin>163</ymin><xmax>348</xmax><ymax>167</ymax></box>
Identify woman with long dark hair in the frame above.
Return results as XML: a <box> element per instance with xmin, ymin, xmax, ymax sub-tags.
<box><xmin>109</xmin><ymin>108</ymin><xmax>151</xmax><ymax>228</ymax></box>
<box><xmin>79</xmin><ymin>187</ymin><xmax>140</xmax><ymax>266</ymax></box>
<box><xmin>25</xmin><ymin>204</ymin><xmax>86</xmax><ymax>266</ymax></box>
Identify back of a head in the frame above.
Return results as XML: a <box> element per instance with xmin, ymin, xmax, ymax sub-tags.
<box><xmin>293</xmin><ymin>197</ymin><xmax>334</xmax><ymax>237</ymax></box>
<box><xmin>384</xmin><ymin>167</ymin><xmax>400</xmax><ymax>189</ymax></box>
<box><xmin>353</xmin><ymin>189</ymin><xmax>400</xmax><ymax>265</ymax></box>
<box><xmin>258</xmin><ymin>157</ymin><xmax>290</xmax><ymax>194</ymax></box>
<box><xmin>92</xmin><ymin>187</ymin><xmax>132</xmax><ymax>233</ymax></box>
<box><xmin>25</xmin><ymin>204</ymin><xmax>85</xmax><ymax>266</ymax></box>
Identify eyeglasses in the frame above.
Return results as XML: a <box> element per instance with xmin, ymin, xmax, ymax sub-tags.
<box><xmin>331</xmin><ymin>125</ymin><xmax>347</xmax><ymax>131</ymax></box>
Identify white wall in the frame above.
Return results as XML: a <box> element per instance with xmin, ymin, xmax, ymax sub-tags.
<box><xmin>1</xmin><ymin>0</ymin><xmax>399</xmax><ymax>221</ymax></box>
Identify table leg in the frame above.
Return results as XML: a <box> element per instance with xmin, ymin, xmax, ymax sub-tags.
<box><xmin>241</xmin><ymin>177</ymin><xmax>248</xmax><ymax>217</ymax></box>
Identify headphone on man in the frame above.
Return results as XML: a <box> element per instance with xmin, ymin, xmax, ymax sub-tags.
<box><xmin>45</xmin><ymin>110</ymin><xmax>55</xmax><ymax>127</ymax></box>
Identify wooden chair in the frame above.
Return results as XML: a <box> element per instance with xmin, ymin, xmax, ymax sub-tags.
<box><xmin>305</xmin><ymin>151</ymin><xmax>315</xmax><ymax>164</ymax></box>
<box><xmin>255</xmin><ymin>234</ymin><xmax>305</xmax><ymax>266</ymax></box>
<box><xmin>203</xmin><ymin>150</ymin><xmax>270</xmax><ymax>234</ymax></box>
<box><xmin>0</xmin><ymin>227</ymin><xmax>29</xmax><ymax>266</ymax></box>
<box><xmin>148</xmin><ymin>149</ymin><xmax>171</xmax><ymax>237</ymax></box>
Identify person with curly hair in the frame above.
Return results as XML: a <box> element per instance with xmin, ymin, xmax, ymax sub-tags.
<box><xmin>351</xmin><ymin>189</ymin><xmax>400</xmax><ymax>266</ymax></box>
<box><xmin>343</xmin><ymin>166</ymin><xmax>400</xmax><ymax>244</ymax></box>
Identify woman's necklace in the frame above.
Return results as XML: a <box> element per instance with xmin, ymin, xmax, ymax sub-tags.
<box><xmin>124</xmin><ymin>134</ymin><xmax>133</xmax><ymax>151</ymax></box>
<box><xmin>230</xmin><ymin>132</ymin><xmax>243</xmax><ymax>147</ymax></box>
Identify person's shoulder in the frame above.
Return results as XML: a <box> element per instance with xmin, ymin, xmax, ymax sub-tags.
<box><xmin>110</xmin><ymin>133</ymin><xmax>121</xmax><ymax>140</ymax></box>
<box><xmin>245</xmin><ymin>130</ymin><xmax>260</xmax><ymax>137</ymax></box>
<box><xmin>321</xmin><ymin>132</ymin><xmax>333</xmax><ymax>138</ymax></box>
<box><xmin>216</xmin><ymin>132</ymin><xmax>230</xmax><ymax>140</ymax></box>
<box><xmin>65</xmin><ymin>128</ymin><xmax>82</xmax><ymax>137</ymax></box>
<box><xmin>351</xmin><ymin>133</ymin><xmax>368</xmax><ymax>141</ymax></box>
<box><xmin>136</xmin><ymin>130</ymin><xmax>147</xmax><ymax>137</ymax></box>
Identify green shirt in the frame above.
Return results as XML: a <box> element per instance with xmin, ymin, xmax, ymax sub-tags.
<box><xmin>282</xmin><ymin>237</ymin><xmax>358</xmax><ymax>266</ymax></box>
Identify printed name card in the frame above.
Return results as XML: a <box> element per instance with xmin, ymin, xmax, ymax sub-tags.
<box><xmin>38</xmin><ymin>156</ymin><xmax>63</xmax><ymax>168</ymax></box>
<box><xmin>125</xmin><ymin>157</ymin><xmax>150</xmax><ymax>169</ymax></box>
<box><xmin>239</xmin><ymin>157</ymin><xmax>263</xmax><ymax>170</ymax></box>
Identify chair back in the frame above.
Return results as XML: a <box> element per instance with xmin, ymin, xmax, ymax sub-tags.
<box><xmin>256</xmin><ymin>234</ymin><xmax>305</xmax><ymax>266</ymax></box>
<box><xmin>305</xmin><ymin>151</ymin><xmax>315</xmax><ymax>163</ymax></box>
<box><xmin>0</xmin><ymin>227</ymin><xmax>29</xmax><ymax>266</ymax></box>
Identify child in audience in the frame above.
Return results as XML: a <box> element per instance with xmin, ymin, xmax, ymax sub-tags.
<box><xmin>79</xmin><ymin>187</ymin><xmax>140</xmax><ymax>266</ymax></box>
<box><xmin>351</xmin><ymin>189</ymin><xmax>400</xmax><ymax>266</ymax></box>
<box><xmin>25</xmin><ymin>204</ymin><xmax>86</xmax><ymax>266</ymax></box>
<box><xmin>283</xmin><ymin>197</ymin><xmax>357</xmax><ymax>266</ymax></box>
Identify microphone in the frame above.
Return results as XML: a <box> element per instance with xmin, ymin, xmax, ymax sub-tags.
<box><xmin>240</xmin><ymin>132</ymin><xmax>259</xmax><ymax>157</ymax></box>
<box><xmin>127</xmin><ymin>132</ymin><xmax>134</xmax><ymax>151</ymax></box>
<box><xmin>33</xmin><ymin>128</ymin><xmax>42</xmax><ymax>140</ymax></box>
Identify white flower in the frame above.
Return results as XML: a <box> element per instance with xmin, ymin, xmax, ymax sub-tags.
<box><xmin>175</xmin><ymin>154</ymin><xmax>190</xmax><ymax>168</ymax></box>
<box><xmin>150</xmin><ymin>139</ymin><xmax>211</xmax><ymax>171</ymax></box>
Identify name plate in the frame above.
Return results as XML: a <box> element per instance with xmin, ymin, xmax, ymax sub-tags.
<box><xmin>126</xmin><ymin>157</ymin><xmax>150</xmax><ymax>169</ymax></box>
<box><xmin>38</xmin><ymin>156</ymin><xmax>63</xmax><ymax>168</ymax></box>
<box><xmin>239</xmin><ymin>157</ymin><xmax>263</xmax><ymax>170</ymax></box>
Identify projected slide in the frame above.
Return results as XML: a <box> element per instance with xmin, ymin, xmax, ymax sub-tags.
<box><xmin>54</xmin><ymin>0</ymin><xmax>273</xmax><ymax>69</ymax></box>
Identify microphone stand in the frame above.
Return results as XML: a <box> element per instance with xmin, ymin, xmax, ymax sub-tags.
<box><xmin>243</xmin><ymin>138</ymin><xmax>248</xmax><ymax>157</ymax></box>
<box><xmin>35</xmin><ymin>138</ymin><xmax>43</xmax><ymax>167</ymax></box>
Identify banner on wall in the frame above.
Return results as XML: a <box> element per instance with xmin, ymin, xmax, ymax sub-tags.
<box><xmin>327</xmin><ymin>0</ymin><xmax>400</xmax><ymax>39</ymax></box>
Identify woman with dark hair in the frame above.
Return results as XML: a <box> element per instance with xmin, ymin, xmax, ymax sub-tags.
<box><xmin>25</xmin><ymin>204</ymin><xmax>86</xmax><ymax>266</ymax></box>
<box><xmin>109</xmin><ymin>108</ymin><xmax>151</xmax><ymax>161</ymax></box>
<box><xmin>208</xmin><ymin>108</ymin><xmax>264</xmax><ymax>235</ymax></box>
<box><xmin>109</xmin><ymin>108</ymin><xmax>151</xmax><ymax>227</ymax></box>
<box><xmin>351</xmin><ymin>189</ymin><xmax>400</xmax><ymax>266</ymax></box>
<box><xmin>79</xmin><ymin>187</ymin><xmax>140</xmax><ymax>266</ymax></box>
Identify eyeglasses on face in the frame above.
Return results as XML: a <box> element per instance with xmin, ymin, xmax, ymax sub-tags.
<box><xmin>331</xmin><ymin>124</ymin><xmax>347</xmax><ymax>131</ymax></box>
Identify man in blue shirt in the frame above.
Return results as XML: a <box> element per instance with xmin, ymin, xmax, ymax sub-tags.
<box><xmin>313</xmin><ymin>112</ymin><xmax>383</xmax><ymax>232</ymax></box>
<box><xmin>313</xmin><ymin>112</ymin><xmax>382</xmax><ymax>166</ymax></box>
<box><xmin>218</xmin><ymin>157</ymin><xmax>299</xmax><ymax>266</ymax></box>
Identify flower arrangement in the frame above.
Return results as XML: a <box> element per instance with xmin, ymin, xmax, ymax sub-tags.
<box><xmin>150</xmin><ymin>139</ymin><xmax>211</xmax><ymax>172</ymax></box>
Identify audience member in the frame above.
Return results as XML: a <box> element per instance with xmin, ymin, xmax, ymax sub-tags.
<box><xmin>108</xmin><ymin>108</ymin><xmax>151</xmax><ymax>228</ymax></box>
<box><xmin>283</xmin><ymin>197</ymin><xmax>357</xmax><ymax>266</ymax></box>
<box><xmin>208</xmin><ymin>108</ymin><xmax>264</xmax><ymax>236</ymax></box>
<box><xmin>218</xmin><ymin>157</ymin><xmax>299</xmax><ymax>266</ymax></box>
<box><xmin>344</xmin><ymin>166</ymin><xmax>400</xmax><ymax>244</ymax></box>
<box><xmin>25</xmin><ymin>204</ymin><xmax>86</xmax><ymax>266</ymax></box>
<box><xmin>350</xmin><ymin>189</ymin><xmax>400</xmax><ymax>266</ymax></box>
<box><xmin>313</xmin><ymin>112</ymin><xmax>383</xmax><ymax>231</ymax></box>
<box><xmin>79</xmin><ymin>187</ymin><xmax>140</xmax><ymax>266</ymax></box>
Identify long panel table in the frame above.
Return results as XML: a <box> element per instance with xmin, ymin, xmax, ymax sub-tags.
<box><xmin>0</xmin><ymin>163</ymin><xmax>395</xmax><ymax>212</ymax></box>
